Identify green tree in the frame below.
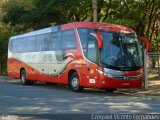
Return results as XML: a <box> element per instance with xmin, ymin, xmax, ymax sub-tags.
<box><xmin>1</xmin><ymin>0</ymin><xmax>93</xmax><ymax>29</ymax></box>
<box><xmin>1</xmin><ymin>0</ymin><xmax>160</xmax><ymax>74</ymax></box>
<box><xmin>0</xmin><ymin>23</ymin><xmax>14</xmax><ymax>75</ymax></box>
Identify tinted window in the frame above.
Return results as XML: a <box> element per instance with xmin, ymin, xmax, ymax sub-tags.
<box><xmin>36</xmin><ymin>34</ymin><xmax>49</xmax><ymax>51</ymax></box>
<box><xmin>78</xmin><ymin>28</ymin><xmax>98</xmax><ymax>64</ymax></box>
<box><xmin>87</xmin><ymin>36</ymin><xmax>98</xmax><ymax>64</ymax></box>
<box><xmin>15</xmin><ymin>36</ymin><xmax>37</xmax><ymax>53</ymax></box>
<box><xmin>47</xmin><ymin>31</ymin><xmax>61</xmax><ymax>50</ymax></box>
<box><xmin>77</xmin><ymin>29</ymin><xmax>88</xmax><ymax>49</ymax></box>
<box><xmin>61</xmin><ymin>29</ymin><xmax>77</xmax><ymax>50</ymax></box>
<box><xmin>26</xmin><ymin>36</ymin><xmax>36</xmax><ymax>52</ymax></box>
<box><xmin>17</xmin><ymin>38</ymin><xmax>26</xmax><ymax>52</ymax></box>
<box><xmin>9</xmin><ymin>39</ymin><xmax>17</xmax><ymax>52</ymax></box>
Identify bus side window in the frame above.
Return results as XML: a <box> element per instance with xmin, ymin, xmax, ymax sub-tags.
<box><xmin>61</xmin><ymin>29</ymin><xmax>77</xmax><ymax>50</ymax></box>
<box><xmin>11</xmin><ymin>39</ymin><xmax>17</xmax><ymax>52</ymax></box>
<box><xmin>87</xmin><ymin>39</ymin><xmax>98</xmax><ymax>64</ymax></box>
<box><xmin>48</xmin><ymin>31</ymin><xmax>61</xmax><ymax>50</ymax></box>
<box><xmin>8</xmin><ymin>39</ymin><xmax>13</xmax><ymax>52</ymax></box>
<box><xmin>36</xmin><ymin>34</ymin><xmax>48</xmax><ymax>51</ymax></box>
<box><xmin>25</xmin><ymin>36</ymin><xmax>36</xmax><ymax>52</ymax></box>
<box><xmin>77</xmin><ymin>28</ymin><xmax>88</xmax><ymax>57</ymax></box>
<box><xmin>17</xmin><ymin>38</ymin><xmax>26</xmax><ymax>52</ymax></box>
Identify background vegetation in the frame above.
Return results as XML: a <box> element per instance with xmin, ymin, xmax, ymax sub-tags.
<box><xmin>0</xmin><ymin>0</ymin><xmax>160</xmax><ymax>75</ymax></box>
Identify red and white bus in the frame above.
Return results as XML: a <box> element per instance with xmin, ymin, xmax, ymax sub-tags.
<box><xmin>8</xmin><ymin>22</ymin><xmax>149</xmax><ymax>92</ymax></box>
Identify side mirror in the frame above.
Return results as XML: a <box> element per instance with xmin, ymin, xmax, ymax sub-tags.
<box><xmin>90</xmin><ymin>32</ymin><xmax>103</xmax><ymax>49</ymax></box>
<box><xmin>138</xmin><ymin>36</ymin><xmax>150</xmax><ymax>53</ymax></box>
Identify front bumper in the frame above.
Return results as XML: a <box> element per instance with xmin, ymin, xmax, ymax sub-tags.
<box><xmin>98</xmin><ymin>76</ymin><xmax>143</xmax><ymax>88</ymax></box>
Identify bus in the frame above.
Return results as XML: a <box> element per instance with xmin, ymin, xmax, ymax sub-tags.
<box><xmin>8</xmin><ymin>22</ymin><xmax>149</xmax><ymax>92</ymax></box>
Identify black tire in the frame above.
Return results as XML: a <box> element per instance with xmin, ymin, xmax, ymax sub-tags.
<box><xmin>105</xmin><ymin>88</ymin><xmax>117</xmax><ymax>93</ymax></box>
<box><xmin>29</xmin><ymin>80</ymin><xmax>34</xmax><ymax>85</ymax></box>
<box><xmin>20</xmin><ymin>70</ymin><xmax>30</xmax><ymax>85</ymax></box>
<box><xmin>69</xmin><ymin>72</ymin><xmax>84</xmax><ymax>92</ymax></box>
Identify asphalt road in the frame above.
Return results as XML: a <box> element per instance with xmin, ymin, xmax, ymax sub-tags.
<box><xmin>0</xmin><ymin>76</ymin><xmax>160</xmax><ymax>120</ymax></box>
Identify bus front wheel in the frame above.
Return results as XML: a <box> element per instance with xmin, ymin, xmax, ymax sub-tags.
<box><xmin>69</xmin><ymin>72</ymin><xmax>84</xmax><ymax>92</ymax></box>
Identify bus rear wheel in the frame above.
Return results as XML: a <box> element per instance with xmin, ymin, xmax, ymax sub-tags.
<box><xmin>69</xmin><ymin>72</ymin><xmax>84</xmax><ymax>92</ymax></box>
<box><xmin>20</xmin><ymin>70</ymin><xmax>32</xmax><ymax>85</ymax></box>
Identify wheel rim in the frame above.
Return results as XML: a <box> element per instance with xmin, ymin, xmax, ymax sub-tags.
<box><xmin>71</xmin><ymin>77</ymin><xmax>79</xmax><ymax>88</ymax></box>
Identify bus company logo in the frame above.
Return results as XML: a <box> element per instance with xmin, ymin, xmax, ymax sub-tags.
<box><xmin>124</xmin><ymin>76</ymin><xmax>128</xmax><ymax>80</ymax></box>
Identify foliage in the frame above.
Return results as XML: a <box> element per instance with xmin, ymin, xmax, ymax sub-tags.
<box><xmin>0</xmin><ymin>23</ymin><xmax>15</xmax><ymax>75</ymax></box>
<box><xmin>1</xmin><ymin>0</ymin><xmax>93</xmax><ymax>29</ymax></box>
<box><xmin>0</xmin><ymin>0</ymin><xmax>160</xmax><ymax>75</ymax></box>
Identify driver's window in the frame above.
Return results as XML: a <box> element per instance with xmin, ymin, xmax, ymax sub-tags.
<box><xmin>87</xmin><ymin>40</ymin><xmax>98</xmax><ymax>64</ymax></box>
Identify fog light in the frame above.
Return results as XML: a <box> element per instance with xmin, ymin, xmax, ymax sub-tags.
<box><xmin>102</xmin><ymin>80</ymin><xmax>107</xmax><ymax>84</ymax></box>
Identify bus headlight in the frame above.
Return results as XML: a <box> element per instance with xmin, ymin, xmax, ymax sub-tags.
<box><xmin>97</xmin><ymin>69</ymin><xmax>114</xmax><ymax>77</ymax></box>
<box><xmin>97</xmin><ymin>69</ymin><xmax>106</xmax><ymax>75</ymax></box>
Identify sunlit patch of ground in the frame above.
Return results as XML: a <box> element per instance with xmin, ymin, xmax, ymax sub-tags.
<box><xmin>1</xmin><ymin>76</ymin><xmax>160</xmax><ymax>100</ymax></box>
<box><xmin>117</xmin><ymin>78</ymin><xmax>160</xmax><ymax>100</ymax></box>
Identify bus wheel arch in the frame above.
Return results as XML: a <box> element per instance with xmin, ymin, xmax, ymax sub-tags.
<box><xmin>20</xmin><ymin>68</ymin><xmax>25</xmax><ymax>76</ymax></box>
<box><xmin>68</xmin><ymin>69</ymin><xmax>84</xmax><ymax>92</ymax></box>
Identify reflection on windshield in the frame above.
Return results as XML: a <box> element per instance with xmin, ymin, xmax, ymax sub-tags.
<box><xmin>101</xmin><ymin>32</ymin><xmax>143</xmax><ymax>70</ymax></box>
<box><xmin>78</xmin><ymin>28</ymin><xmax>143</xmax><ymax>71</ymax></box>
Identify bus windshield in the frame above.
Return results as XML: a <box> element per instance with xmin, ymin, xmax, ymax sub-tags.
<box><xmin>78</xmin><ymin>28</ymin><xmax>143</xmax><ymax>71</ymax></box>
<box><xmin>101</xmin><ymin>32</ymin><xmax>143</xmax><ymax>70</ymax></box>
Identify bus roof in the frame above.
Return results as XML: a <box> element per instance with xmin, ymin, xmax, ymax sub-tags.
<box><xmin>10</xmin><ymin>26</ymin><xmax>60</xmax><ymax>39</ymax></box>
<box><xmin>74</xmin><ymin>22</ymin><xmax>134</xmax><ymax>33</ymax></box>
<box><xmin>10</xmin><ymin>22</ymin><xmax>134</xmax><ymax>39</ymax></box>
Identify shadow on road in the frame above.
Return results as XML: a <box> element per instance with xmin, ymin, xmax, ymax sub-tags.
<box><xmin>0</xmin><ymin>76</ymin><xmax>160</xmax><ymax>115</ymax></box>
<box><xmin>1</xmin><ymin>76</ymin><xmax>159</xmax><ymax>99</ymax></box>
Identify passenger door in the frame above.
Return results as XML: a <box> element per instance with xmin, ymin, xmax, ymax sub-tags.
<box><xmin>86</xmin><ymin>38</ymin><xmax>98</xmax><ymax>87</ymax></box>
